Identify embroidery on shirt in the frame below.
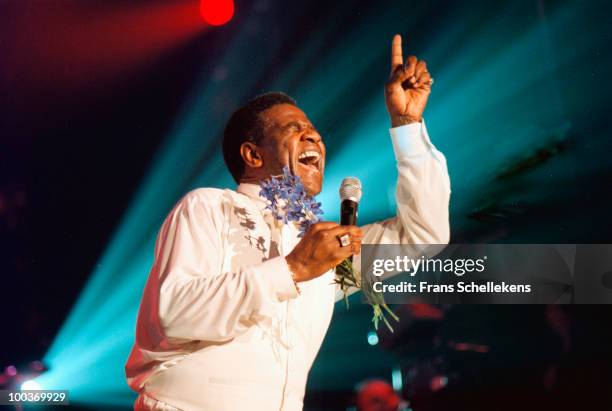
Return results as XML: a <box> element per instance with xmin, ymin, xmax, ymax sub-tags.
<box><xmin>233</xmin><ymin>206</ymin><xmax>268</xmax><ymax>254</ymax></box>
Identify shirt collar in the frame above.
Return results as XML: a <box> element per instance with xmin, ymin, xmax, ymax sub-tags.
<box><xmin>236</xmin><ymin>182</ymin><xmax>268</xmax><ymax>211</ymax></box>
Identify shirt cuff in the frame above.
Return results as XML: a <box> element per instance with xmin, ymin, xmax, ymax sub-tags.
<box><xmin>251</xmin><ymin>256</ymin><xmax>300</xmax><ymax>301</ymax></box>
<box><xmin>389</xmin><ymin>119</ymin><xmax>430</xmax><ymax>158</ymax></box>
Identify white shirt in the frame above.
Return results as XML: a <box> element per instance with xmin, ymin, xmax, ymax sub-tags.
<box><xmin>125</xmin><ymin>121</ymin><xmax>451</xmax><ymax>411</ymax></box>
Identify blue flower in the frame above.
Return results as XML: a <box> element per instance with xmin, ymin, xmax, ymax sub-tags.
<box><xmin>258</xmin><ymin>166</ymin><xmax>323</xmax><ymax>236</ymax></box>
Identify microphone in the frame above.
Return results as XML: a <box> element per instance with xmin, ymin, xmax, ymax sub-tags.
<box><xmin>339</xmin><ymin>177</ymin><xmax>361</xmax><ymax>262</ymax></box>
<box><xmin>337</xmin><ymin>177</ymin><xmax>362</xmax><ymax>278</ymax></box>
<box><xmin>339</xmin><ymin>177</ymin><xmax>362</xmax><ymax>227</ymax></box>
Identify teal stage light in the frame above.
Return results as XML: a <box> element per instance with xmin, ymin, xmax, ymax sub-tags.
<box><xmin>21</xmin><ymin>380</ymin><xmax>42</xmax><ymax>391</ymax></box>
<box><xmin>367</xmin><ymin>331</ymin><xmax>379</xmax><ymax>346</ymax></box>
<box><xmin>37</xmin><ymin>1</ymin><xmax>611</xmax><ymax>404</ymax></box>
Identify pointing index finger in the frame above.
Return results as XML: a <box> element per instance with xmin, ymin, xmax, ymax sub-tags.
<box><xmin>391</xmin><ymin>34</ymin><xmax>403</xmax><ymax>72</ymax></box>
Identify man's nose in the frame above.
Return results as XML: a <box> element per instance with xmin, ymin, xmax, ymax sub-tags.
<box><xmin>301</xmin><ymin>131</ymin><xmax>322</xmax><ymax>144</ymax></box>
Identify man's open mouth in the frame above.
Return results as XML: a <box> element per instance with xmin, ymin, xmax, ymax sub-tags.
<box><xmin>297</xmin><ymin>150</ymin><xmax>321</xmax><ymax>173</ymax></box>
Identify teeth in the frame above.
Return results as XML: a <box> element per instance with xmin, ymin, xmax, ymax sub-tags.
<box><xmin>298</xmin><ymin>151</ymin><xmax>320</xmax><ymax>160</ymax></box>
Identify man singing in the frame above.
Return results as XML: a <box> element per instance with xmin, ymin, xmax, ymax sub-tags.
<box><xmin>126</xmin><ymin>35</ymin><xmax>450</xmax><ymax>411</ymax></box>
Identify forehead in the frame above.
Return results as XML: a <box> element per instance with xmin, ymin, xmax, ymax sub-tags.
<box><xmin>258</xmin><ymin>103</ymin><xmax>311</xmax><ymax>128</ymax></box>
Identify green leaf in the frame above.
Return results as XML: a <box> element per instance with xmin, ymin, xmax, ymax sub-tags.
<box><xmin>335</xmin><ymin>259</ymin><xmax>399</xmax><ymax>332</ymax></box>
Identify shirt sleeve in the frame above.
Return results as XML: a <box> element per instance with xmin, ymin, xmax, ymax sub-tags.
<box><xmin>148</xmin><ymin>191</ymin><xmax>299</xmax><ymax>343</ymax></box>
<box><xmin>335</xmin><ymin>120</ymin><xmax>451</xmax><ymax>302</ymax></box>
<box><xmin>361</xmin><ymin>119</ymin><xmax>451</xmax><ymax>245</ymax></box>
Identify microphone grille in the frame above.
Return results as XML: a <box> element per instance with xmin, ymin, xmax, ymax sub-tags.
<box><xmin>339</xmin><ymin>177</ymin><xmax>362</xmax><ymax>203</ymax></box>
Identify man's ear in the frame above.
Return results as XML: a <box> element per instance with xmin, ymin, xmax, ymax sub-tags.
<box><xmin>240</xmin><ymin>141</ymin><xmax>264</xmax><ymax>169</ymax></box>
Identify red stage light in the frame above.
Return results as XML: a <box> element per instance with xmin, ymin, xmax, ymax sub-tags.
<box><xmin>200</xmin><ymin>0</ymin><xmax>234</xmax><ymax>26</ymax></box>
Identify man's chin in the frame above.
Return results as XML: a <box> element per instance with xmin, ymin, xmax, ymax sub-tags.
<box><xmin>304</xmin><ymin>184</ymin><xmax>321</xmax><ymax>197</ymax></box>
<box><xmin>302</xmin><ymin>180</ymin><xmax>322</xmax><ymax>197</ymax></box>
<box><xmin>293</xmin><ymin>165</ymin><xmax>322</xmax><ymax>196</ymax></box>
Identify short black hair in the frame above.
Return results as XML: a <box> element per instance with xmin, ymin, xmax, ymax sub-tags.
<box><xmin>222</xmin><ymin>92</ymin><xmax>297</xmax><ymax>183</ymax></box>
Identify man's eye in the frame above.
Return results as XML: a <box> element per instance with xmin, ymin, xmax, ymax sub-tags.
<box><xmin>286</xmin><ymin>124</ymin><xmax>300</xmax><ymax>132</ymax></box>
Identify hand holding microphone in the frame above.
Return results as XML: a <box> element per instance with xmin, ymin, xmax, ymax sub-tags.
<box><xmin>286</xmin><ymin>222</ymin><xmax>362</xmax><ymax>282</ymax></box>
<box><xmin>285</xmin><ymin>177</ymin><xmax>363</xmax><ymax>283</ymax></box>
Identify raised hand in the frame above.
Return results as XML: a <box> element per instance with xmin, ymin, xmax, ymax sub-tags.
<box><xmin>385</xmin><ymin>34</ymin><xmax>433</xmax><ymax>127</ymax></box>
